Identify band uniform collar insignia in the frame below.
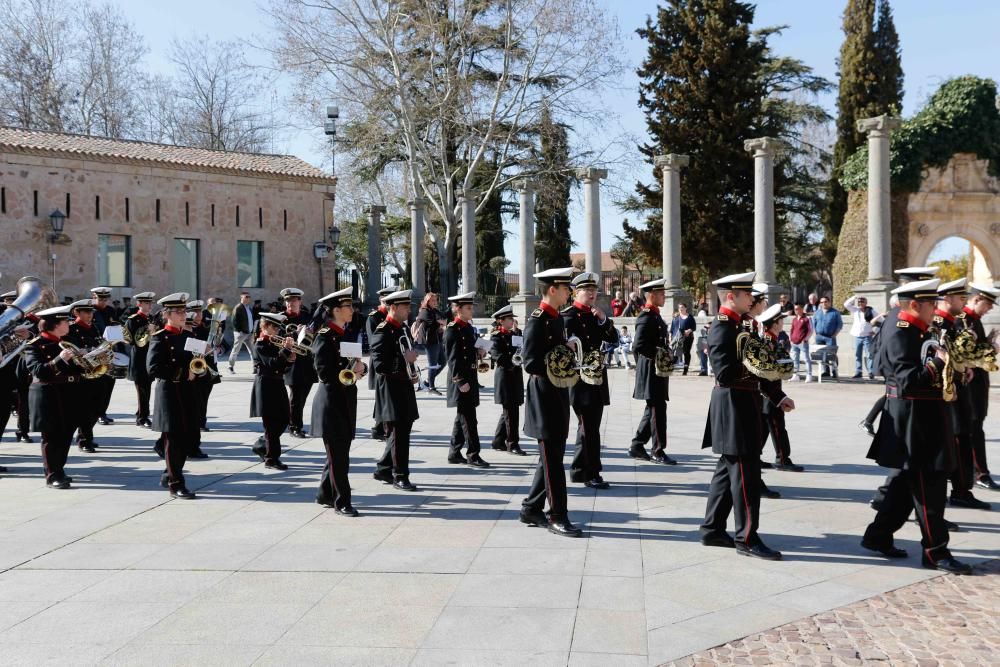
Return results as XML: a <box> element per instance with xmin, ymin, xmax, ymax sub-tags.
<box><xmin>962</xmin><ymin>305</ymin><xmax>980</xmax><ymax>321</ymax></box>
<box><xmin>539</xmin><ymin>302</ymin><xmax>559</xmax><ymax>317</ymax></box>
<box><xmin>40</xmin><ymin>331</ymin><xmax>61</xmax><ymax>342</ymax></box>
<box><xmin>164</xmin><ymin>324</ymin><xmax>183</xmax><ymax>334</ymax></box>
<box><xmin>897</xmin><ymin>311</ymin><xmax>928</xmax><ymax>332</ymax></box>
<box><xmin>384</xmin><ymin>316</ymin><xmax>402</xmax><ymax>329</ymax></box>
<box><xmin>718</xmin><ymin>306</ymin><xmax>740</xmax><ymax>322</ymax></box>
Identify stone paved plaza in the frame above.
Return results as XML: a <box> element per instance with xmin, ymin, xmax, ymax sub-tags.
<box><xmin>0</xmin><ymin>361</ymin><xmax>998</xmax><ymax>666</ymax></box>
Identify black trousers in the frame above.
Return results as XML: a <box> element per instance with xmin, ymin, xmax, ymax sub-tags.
<box><xmin>287</xmin><ymin>381</ymin><xmax>314</xmax><ymax>430</ymax></box>
<box><xmin>377</xmin><ymin>420</ymin><xmax>412</xmax><ymax>478</ymax></box>
<box><xmin>200</xmin><ymin>382</ymin><xmax>213</xmax><ymax>428</ymax></box>
<box><xmin>949</xmin><ymin>433</ymin><xmax>974</xmax><ymax>494</ymax></box>
<box><xmin>681</xmin><ymin>336</ymin><xmax>694</xmax><ymax>372</ymax></box>
<box><xmin>522</xmin><ymin>438</ymin><xmax>568</xmax><ymax>519</ymax></box>
<box><xmin>571</xmin><ymin>405</ymin><xmax>604</xmax><ymax>482</ymax></box>
<box><xmin>872</xmin><ymin>468</ymin><xmax>902</xmax><ymax>507</ymax></box>
<box><xmin>865</xmin><ymin>395</ymin><xmax>886</xmax><ymax>426</ymax></box>
<box><xmin>0</xmin><ymin>388</ymin><xmax>14</xmax><ymax>439</ymax></box>
<box><xmin>162</xmin><ymin>432</ymin><xmax>188</xmax><ymax>491</ymax></box>
<box><xmin>76</xmin><ymin>380</ymin><xmax>101</xmax><ymax>444</ymax></box>
<box><xmin>762</xmin><ymin>409</ymin><xmax>791</xmax><ymax>463</ymax></box>
<box><xmin>969</xmin><ymin>417</ymin><xmax>990</xmax><ymax>478</ymax></box>
<box><xmin>863</xmin><ymin>468</ymin><xmax>952</xmax><ymax>563</ymax></box>
<box><xmin>701</xmin><ymin>455</ymin><xmax>761</xmax><ymax>546</ymax></box>
<box><xmin>631</xmin><ymin>400</ymin><xmax>667</xmax><ymax>455</ymax></box>
<box><xmin>449</xmin><ymin>405</ymin><xmax>480</xmax><ymax>457</ymax></box>
<box><xmin>134</xmin><ymin>378</ymin><xmax>152</xmax><ymax>421</ymax></box>
<box><xmin>99</xmin><ymin>377</ymin><xmax>114</xmax><ymax>416</ymax></box>
<box><xmin>319</xmin><ymin>436</ymin><xmax>352</xmax><ymax>508</ymax></box>
<box><xmin>16</xmin><ymin>384</ymin><xmax>29</xmax><ymax>435</ymax></box>
<box><xmin>492</xmin><ymin>404</ymin><xmax>520</xmax><ymax>450</ymax></box>
<box><xmin>41</xmin><ymin>429</ymin><xmax>73</xmax><ymax>482</ymax></box>
<box><xmin>261</xmin><ymin>418</ymin><xmax>284</xmax><ymax>462</ymax></box>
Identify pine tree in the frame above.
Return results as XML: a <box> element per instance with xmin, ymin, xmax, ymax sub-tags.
<box><xmin>873</xmin><ymin>0</ymin><xmax>904</xmax><ymax>115</ymax></box>
<box><xmin>533</xmin><ymin>107</ymin><xmax>573</xmax><ymax>270</ymax></box>
<box><xmin>824</xmin><ymin>0</ymin><xmax>881</xmax><ymax>242</ymax></box>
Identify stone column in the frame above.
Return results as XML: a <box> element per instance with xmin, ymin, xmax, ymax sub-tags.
<box><xmin>409</xmin><ymin>197</ymin><xmax>425</xmax><ymax>301</ymax></box>
<box><xmin>458</xmin><ymin>189</ymin><xmax>478</xmax><ymax>294</ymax></box>
<box><xmin>744</xmin><ymin>137</ymin><xmax>785</xmax><ymax>303</ymax></box>
<box><xmin>510</xmin><ymin>179</ymin><xmax>540</xmax><ymax>322</ymax></box>
<box><xmin>853</xmin><ymin>114</ymin><xmax>902</xmax><ymax>312</ymax></box>
<box><xmin>655</xmin><ymin>154</ymin><xmax>691</xmax><ymax>314</ymax></box>
<box><xmin>365</xmin><ymin>205</ymin><xmax>386</xmax><ymax>309</ymax></box>
<box><xmin>577</xmin><ymin>167</ymin><xmax>608</xmax><ymax>276</ymax></box>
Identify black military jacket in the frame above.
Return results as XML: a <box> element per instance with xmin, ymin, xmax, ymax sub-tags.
<box><xmin>370</xmin><ymin>316</ymin><xmax>419</xmax><ymax>423</ymax></box>
<box><xmin>867</xmin><ymin>311</ymin><xmax>951</xmax><ymax>471</ymax></box>
<box><xmin>281</xmin><ymin>309</ymin><xmax>318</xmax><ymax>387</ymax></box>
<box><xmin>124</xmin><ymin>312</ymin><xmax>153</xmax><ymax>383</ymax></box>
<box><xmin>65</xmin><ymin>320</ymin><xmax>102</xmax><ymax>350</ymax></box>
<box><xmin>365</xmin><ymin>307</ymin><xmax>388</xmax><ymax>390</ymax></box>
<box><xmin>190</xmin><ymin>320</ymin><xmax>221</xmax><ymax>384</ymax></box>
<box><xmin>701</xmin><ymin>308</ymin><xmax>786</xmax><ymax>456</ymax></box>
<box><xmin>959</xmin><ymin>307</ymin><xmax>989</xmax><ymax>421</ymax></box>
<box><xmin>251</xmin><ymin>337</ymin><xmax>294</xmax><ymax>423</ymax></box>
<box><xmin>24</xmin><ymin>333</ymin><xmax>85</xmax><ymax>432</ymax></box>
<box><xmin>523</xmin><ymin>302</ymin><xmax>571</xmax><ymax>442</ymax></box>
<box><xmin>490</xmin><ymin>326</ymin><xmax>524</xmax><ymax>406</ymax></box>
<box><xmin>92</xmin><ymin>306</ymin><xmax>117</xmax><ymax>335</ymax></box>
<box><xmin>444</xmin><ymin>318</ymin><xmax>480</xmax><ymax>409</ymax></box>
<box><xmin>563</xmin><ymin>302</ymin><xmax>617</xmax><ymax>408</ymax></box>
<box><xmin>632</xmin><ymin>305</ymin><xmax>670</xmax><ymax>402</ymax></box>
<box><xmin>311</xmin><ymin>324</ymin><xmax>358</xmax><ymax>441</ymax></box>
<box><xmin>147</xmin><ymin>325</ymin><xmax>198</xmax><ymax>434</ymax></box>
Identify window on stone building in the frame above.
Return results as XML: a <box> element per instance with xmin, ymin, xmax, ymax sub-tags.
<box><xmin>237</xmin><ymin>240</ymin><xmax>264</xmax><ymax>288</ymax></box>
<box><xmin>211</xmin><ymin>203</ymin><xmax>215</xmax><ymax>227</ymax></box>
<box><xmin>66</xmin><ymin>193</ymin><xmax>71</xmax><ymax>217</ymax></box>
<box><xmin>283</xmin><ymin>209</ymin><xmax>287</xmax><ymax>231</ymax></box>
<box><xmin>155</xmin><ymin>198</ymin><xmax>161</xmax><ymax>222</ymax></box>
<box><xmin>33</xmin><ymin>190</ymin><xmax>38</xmax><ymax>216</ymax></box>
<box><xmin>236</xmin><ymin>205</ymin><xmax>240</xmax><ymax>227</ymax></box>
<box><xmin>258</xmin><ymin>207</ymin><xmax>263</xmax><ymax>229</ymax></box>
<box><xmin>125</xmin><ymin>197</ymin><xmax>130</xmax><ymax>222</ymax></box>
<box><xmin>1</xmin><ymin>187</ymin><xmax>6</xmax><ymax>214</ymax></box>
<box><xmin>172</xmin><ymin>238</ymin><xmax>199</xmax><ymax>296</ymax></box>
<box><xmin>97</xmin><ymin>234</ymin><xmax>131</xmax><ymax>287</ymax></box>
<box><xmin>95</xmin><ymin>195</ymin><xmax>100</xmax><ymax>220</ymax></box>
<box><xmin>185</xmin><ymin>202</ymin><xmax>190</xmax><ymax>225</ymax></box>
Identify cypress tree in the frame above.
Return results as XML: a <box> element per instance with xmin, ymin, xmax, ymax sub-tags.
<box><xmin>873</xmin><ymin>0</ymin><xmax>904</xmax><ymax>115</ymax></box>
<box><xmin>533</xmin><ymin>107</ymin><xmax>573</xmax><ymax>270</ymax></box>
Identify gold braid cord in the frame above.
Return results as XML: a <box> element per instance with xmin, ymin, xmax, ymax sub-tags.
<box><xmin>737</xmin><ymin>331</ymin><xmax>794</xmax><ymax>382</ymax></box>
<box><xmin>545</xmin><ymin>344</ymin><xmax>579</xmax><ymax>388</ymax></box>
<box><xmin>950</xmin><ymin>329</ymin><xmax>998</xmax><ymax>372</ymax></box>
<box><xmin>654</xmin><ymin>346</ymin><xmax>674</xmax><ymax>377</ymax></box>
<box><xmin>580</xmin><ymin>349</ymin><xmax>605</xmax><ymax>386</ymax></box>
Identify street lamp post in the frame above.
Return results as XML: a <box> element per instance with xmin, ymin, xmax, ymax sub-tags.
<box><xmin>324</xmin><ymin>105</ymin><xmax>340</xmax><ymax>175</ymax></box>
<box><xmin>328</xmin><ymin>223</ymin><xmax>341</xmax><ymax>289</ymax></box>
<box><xmin>48</xmin><ymin>209</ymin><xmax>65</xmax><ymax>290</ymax></box>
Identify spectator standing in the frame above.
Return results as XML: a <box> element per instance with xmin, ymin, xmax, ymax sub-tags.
<box><xmin>670</xmin><ymin>303</ymin><xmax>697</xmax><ymax>375</ymax></box>
<box><xmin>777</xmin><ymin>293</ymin><xmax>794</xmax><ymax>316</ymax></box>
<box><xmin>414</xmin><ymin>292</ymin><xmax>448</xmax><ymax>395</ymax></box>
<box><xmin>228</xmin><ymin>292</ymin><xmax>256</xmax><ymax>373</ymax></box>
<box><xmin>610</xmin><ymin>291</ymin><xmax>626</xmax><ymax>317</ymax></box>
<box><xmin>804</xmin><ymin>293</ymin><xmax>819</xmax><ymax>314</ymax></box>
<box><xmin>812</xmin><ymin>296</ymin><xmax>843</xmax><ymax>378</ymax></box>
<box><xmin>613</xmin><ymin>326</ymin><xmax>633</xmax><ymax>369</ymax></box>
<box><xmin>696</xmin><ymin>322</ymin><xmax>710</xmax><ymax>376</ymax></box>
<box><xmin>844</xmin><ymin>294</ymin><xmax>879</xmax><ymax>379</ymax></box>
<box><xmin>623</xmin><ymin>291</ymin><xmax>643</xmax><ymax>317</ymax></box>
<box><xmin>787</xmin><ymin>303</ymin><xmax>813</xmax><ymax>382</ymax></box>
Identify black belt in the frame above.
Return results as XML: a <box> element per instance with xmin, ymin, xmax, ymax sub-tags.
<box><xmin>33</xmin><ymin>377</ymin><xmax>78</xmax><ymax>385</ymax></box>
<box><xmin>714</xmin><ymin>382</ymin><xmax>757</xmax><ymax>392</ymax></box>
<box><xmin>884</xmin><ymin>385</ymin><xmax>941</xmax><ymax>401</ymax></box>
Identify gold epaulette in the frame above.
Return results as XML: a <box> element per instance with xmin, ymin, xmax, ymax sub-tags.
<box><xmin>896</xmin><ymin>320</ymin><xmax>910</xmax><ymax>328</ymax></box>
<box><xmin>717</xmin><ymin>314</ymin><xmax>729</xmax><ymax>321</ymax></box>
<box><xmin>317</xmin><ymin>327</ymin><xmax>330</xmax><ymax>335</ymax></box>
<box><xmin>560</xmin><ymin>305</ymin><xmax>575</xmax><ymax>314</ymax></box>
<box><xmin>932</xmin><ymin>315</ymin><xmax>944</xmax><ymax>324</ymax></box>
<box><xmin>375</xmin><ymin>321</ymin><xmax>388</xmax><ymax>331</ymax></box>
<box><xmin>446</xmin><ymin>320</ymin><xmax>457</xmax><ymax>328</ymax></box>
<box><xmin>531</xmin><ymin>308</ymin><xmax>543</xmax><ymax>318</ymax></box>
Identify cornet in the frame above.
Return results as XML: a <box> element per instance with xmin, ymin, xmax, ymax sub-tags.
<box><xmin>264</xmin><ymin>334</ymin><xmax>311</xmax><ymax>356</ymax></box>
<box><xmin>338</xmin><ymin>359</ymin><xmax>368</xmax><ymax>386</ymax></box>
<box><xmin>399</xmin><ymin>328</ymin><xmax>421</xmax><ymax>383</ymax></box>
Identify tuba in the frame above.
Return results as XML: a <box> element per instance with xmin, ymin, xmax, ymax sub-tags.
<box><xmin>736</xmin><ymin>331</ymin><xmax>794</xmax><ymax>381</ymax></box>
<box><xmin>59</xmin><ymin>341</ymin><xmax>112</xmax><ymax>379</ymax></box>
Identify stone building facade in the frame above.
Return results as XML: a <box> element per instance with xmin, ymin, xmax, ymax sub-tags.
<box><xmin>0</xmin><ymin>127</ymin><xmax>337</xmax><ymax>305</ymax></box>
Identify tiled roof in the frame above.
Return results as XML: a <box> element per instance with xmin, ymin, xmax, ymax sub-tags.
<box><xmin>0</xmin><ymin>126</ymin><xmax>335</xmax><ymax>183</ymax></box>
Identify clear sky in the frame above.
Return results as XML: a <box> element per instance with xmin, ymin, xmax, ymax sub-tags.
<box><xmin>124</xmin><ymin>0</ymin><xmax>999</xmax><ymax>265</ymax></box>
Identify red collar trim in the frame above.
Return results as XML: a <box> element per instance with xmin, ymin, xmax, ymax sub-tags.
<box><xmin>378</xmin><ymin>305</ymin><xmax>388</xmax><ymax>315</ymax></box>
<box><xmin>73</xmin><ymin>318</ymin><xmax>93</xmax><ymax>329</ymax></box>
<box><xmin>962</xmin><ymin>306</ymin><xmax>980</xmax><ymax>321</ymax></box>
<box><xmin>40</xmin><ymin>331</ymin><xmax>61</xmax><ymax>342</ymax></box>
<box><xmin>385</xmin><ymin>316</ymin><xmax>402</xmax><ymax>328</ymax></box>
<box><xmin>497</xmin><ymin>326</ymin><xmax>509</xmax><ymax>334</ymax></box>
<box><xmin>164</xmin><ymin>324</ymin><xmax>183</xmax><ymax>334</ymax></box>
<box><xmin>573</xmin><ymin>301</ymin><xmax>591</xmax><ymax>312</ymax></box>
<box><xmin>642</xmin><ymin>303</ymin><xmax>659</xmax><ymax>315</ymax></box>
<box><xmin>453</xmin><ymin>316</ymin><xmax>470</xmax><ymax>328</ymax></box>
<box><xmin>763</xmin><ymin>330</ymin><xmax>778</xmax><ymax>340</ymax></box>
<box><xmin>285</xmin><ymin>309</ymin><xmax>300</xmax><ymax>318</ymax></box>
<box><xmin>27</xmin><ymin>313</ymin><xmax>39</xmax><ymax>323</ymax></box>
<box><xmin>718</xmin><ymin>306</ymin><xmax>741</xmax><ymax>322</ymax></box>
<box><xmin>934</xmin><ymin>308</ymin><xmax>956</xmax><ymax>324</ymax></box>
<box><xmin>539</xmin><ymin>302</ymin><xmax>559</xmax><ymax>317</ymax></box>
<box><xmin>898</xmin><ymin>311</ymin><xmax>929</xmax><ymax>332</ymax></box>
<box><xmin>329</xmin><ymin>323</ymin><xmax>345</xmax><ymax>335</ymax></box>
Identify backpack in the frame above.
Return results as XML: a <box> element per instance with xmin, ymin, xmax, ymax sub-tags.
<box><xmin>410</xmin><ymin>317</ymin><xmax>427</xmax><ymax>345</ymax></box>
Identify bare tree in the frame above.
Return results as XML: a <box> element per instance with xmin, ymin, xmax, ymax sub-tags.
<box><xmin>0</xmin><ymin>0</ymin><xmax>75</xmax><ymax>131</ymax></box>
<box><xmin>74</xmin><ymin>2</ymin><xmax>148</xmax><ymax>138</ymax></box>
<box><xmin>167</xmin><ymin>35</ymin><xmax>276</xmax><ymax>152</ymax></box>
<box><xmin>267</xmin><ymin>0</ymin><xmax>624</xmax><ymax>294</ymax></box>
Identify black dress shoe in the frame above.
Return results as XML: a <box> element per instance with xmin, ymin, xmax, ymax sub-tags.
<box><xmin>160</xmin><ymin>473</ymin><xmax>170</xmax><ymax>489</ymax></box>
<box><xmin>447</xmin><ymin>454</ymin><xmax>468</xmax><ymax>464</ymax></box>
<box><xmin>170</xmin><ymin>487</ymin><xmax>196</xmax><ymax>500</ymax></box>
<box><xmin>762</xmin><ymin>487</ymin><xmax>781</xmax><ymax>499</ymax></box>
<box><xmin>547</xmin><ymin>519</ymin><xmax>583</xmax><ymax>538</ymax></box>
<box><xmin>0</xmin><ymin>465</ymin><xmax>7</xmax><ymax>473</ymax></box>
<box><xmin>698</xmin><ymin>371</ymin><xmax>708</xmax><ymax>376</ymax></box>
<box><xmin>701</xmin><ymin>532</ymin><xmax>736</xmax><ymax>548</ymax></box>
<box><xmin>519</xmin><ymin>508</ymin><xmax>548</xmax><ymax>527</ymax></box>
<box><xmin>628</xmin><ymin>447</ymin><xmax>651</xmax><ymax>461</ymax></box>
<box><xmin>852</xmin><ymin>372</ymin><xmax>862</xmax><ymax>379</ymax></box>
<box><xmin>265</xmin><ymin>460</ymin><xmax>289</xmax><ymax>471</ymax></box>
<box><xmin>290</xmin><ymin>428</ymin><xmax>308</xmax><ymax>438</ymax></box>
<box><xmin>861</xmin><ymin>540</ymin><xmax>908</xmax><ymax>559</ymax></box>
<box><xmin>142</xmin><ymin>419</ymin><xmax>153</xmax><ymax>428</ymax></box>
<box><xmin>975</xmin><ymin>475</ymin><xmax>1000</xmax><ymax>491</ymax></box>
<box><xmin>760</xmin><ymin>459</ymin><xmax>773</xmax><ymax>469</ymax></box>
<box><xmin>252</xmin><ymin>442</ymin><xmax>267</xmax><ymax>461</ymax></box>
<box><xmin>467</xmin><ymin>455</ymin><xmax>490</xmax><ymax>468</ymax></box>
<box><xmin>945</xmin><ymin>519</ymin><xmax>960</xmax><ymax>531</ymax></box>
<box><xmin>652</xmin><ymin>452</ymin><xmax>677</xmax><ymax>465</ymax></box>
<box><xmin>923</xmin><ymin>556</ymin><xmax>972</xmax><ymax>574</ymax></box>
<box><xmin>584</xmin><ymin>478</ymin><xmax>610</xmax><ymax>490</ymax></box>
<box><xmin>153</xmin><ymin>440</ymin><xmax>165</xmax><ymax>459</ymax></box>
<box><xmin>492</xmin><ymin>443</ymin><xmax>507</xmax><ymax>451</ymax></box>
<box><xmin>869</xmin><ymin>498</ymin><xmax>883</xmax><ymax>511</ymax></box>
<box><xmin>47</xmin><ymin>477</ymin><xmax>71</xmax><ymax>489</ymax></box>
<box><xmin>373</xmin><ymin>470</ymin><xmax>394</xmax><ymax>484</ymax></box>
<box><xmin>949</xmin><ymin>492</ymin><xmax>991</xmax><ymax>510</ymax></box>
<box><xmin>735</xmin><ymin>542</ymin><xmax>782</xmax><ymax>560</ymax></box>
<box><xmin>200</xmin><ymin>426</ymin><xmax>210</xmax><ymax>432</ymax></box>
<box><xmin>16</xmin><ymin>432</ymin><xmax>33</xmax><ymax>443</ymax></box>
<box><xmin>99</xmin><ymin>416</ymin><xmax>114</xmax><ymax>425</ymax></box>
<box><xmin>393</xmin><ymin>477</ymin><xmax>418</xmax><ymax>491</ymax></box>
<box><xmin>859</xmin><ymin>420</ymin><xmax>875</xmax><ymax>437</ymax></box>
<box><xmin>78</xmin><ymin>442</ymin><xmax>96</xmax><ymax>453</ymax></box>
<box><xmin>335</xmin><ymin>505</ymin><xmax>360</xmax><ymax>517</ymax></box>
<box><xmin>370</xmin><ymin>429</ymin><xmax>387</xmax><ymax>441</ymax></box>
<box><xmin>189</xmin><ymin>449</ymin><xmax>209</xmax><ymax>459</ymax></box>
<box><xmin>774</xmin><ymin>459</ymin><xmax>805</xmax><ymax>472</ymax></box>
<box><xmin>316</xmin><ymin>495</ymin><xmax>336</xmax><ymax>507</ymax></box>
<box><xmin>508</xmin><ymin>446</ymin><xmax>527</xmax><ymax>456</ymax></box>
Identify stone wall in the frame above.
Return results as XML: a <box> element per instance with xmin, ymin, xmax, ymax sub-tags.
<box><xmin>0</xmin><ymin>151</ymin><xmax>337</xmax><ymax>304</ymax></box>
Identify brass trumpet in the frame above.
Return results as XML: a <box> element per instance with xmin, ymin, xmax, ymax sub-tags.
<box><xmin>264</xmin><ymin>334</ymin><xmax>311</xmax><ymax>356</ymax></box>
<box><xmin>59</xmin><ymin>341</ymin><xmax>113</xmax><ymax>379</ymax></box>
<box><xmin>338</xmin><ymin>359</ymin><xmax>368</xmax><ymax>386</ymax></box>
<box><xmin>189</xmin><ymin>354</ymin><xmax>209</xmax><ymax>377</ymax></box>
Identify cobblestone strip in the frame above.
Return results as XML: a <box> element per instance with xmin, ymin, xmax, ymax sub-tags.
<box><xmin>668</xmin><ymin>560</ymin><xmax>999</xmax><ymax>666</ymax></box>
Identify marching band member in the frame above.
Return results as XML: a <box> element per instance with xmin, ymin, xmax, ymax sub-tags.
<box><xmin>960</xmin><ymin>283</ymin><xmax>1000</xmax><ymax>491</ymax></box>
<box><xmin>89</xmin><ymin>286</ymin><xmax>117</xmax><ymax>425</ymax></box>
<box><xmin>861</xmin><ymin>279</ymin><xmax>972</xmax><ymax>574</ymax></box>
<box><xmin>64</xmin><ymin>299</ymin><xmax>105</xmax><ymax>452</ymax></box>
<box><xmin>629</xmin><ymin>278</ymin><xmax>673</xmax><ymax>464</ymax></box>
<box><xmin>519</xmin><ymin>267</ymin><xmax>583</xmax><ymax>538</ymax></box>
<box><xmin>250</xmin><ymin>313</ymin><xmax>296</xmax><ymax>471</ymax></box>
<box><xmin>747</xmin><ymin>284</ymin><xmax>782</xmax><ymax>498</ymax></box>
<box><xmin>371</xmin><ymin>289</ymin><xmax>420</xmax><ymax>491</ymax></box>
<box><xmin>24</xmin><ymin>304</ymin><xmax>85</xmax><ymax>488</ymax></box>
<box><xmin>312</xmin><ymin>287</ymin><xmax>364</xmax><ymax>515</ymax></box>
<box><xmin>147</xmin><ymin>292</ymin><xmax>197</xmax><ymax>499</ymax></box>
<box><xmin>2</xmin><ymin>290</ymin><xmax>36</xmax><ymax>445</ymax></box>
<box><xmin>563</xmin><ymin>271</ymin><xmax>618</xmax><ymax>488</ymax></box>
<box><xmin>489</xmin><ymin>305</ymin><xmax>525</xmax><ymax>455</ymax></box>
<box><xmin>280</xmin><ymin>287</ymin><xmax>316</xmax><ymax>438</ymax></box>
<box><xmin>756</xmin><ymin>304</ymin><xmax>802</xmax><ymax>472</ymax></box>
<box><xmin>700</xmin><ymin>272</ymin><xmax>793</xmax><ymax>560</ymax></box>
<box><xmin>185</xmin><ymin>300</ymin><xmax>215</xmax><ymax>458</ymax></box>
<box><xmin>444</xmin><ymin>291</ymin><xmax>490</xmax><ymax>468</ymax></box>
<box><xmin>366</xmin><ymin>286</ymin><xmax>397</xmax><ymax>441</ymax></box>
<box><xmin>124</xmin><ymin>292</ymin><xmax>155</xmax><ymax>427</ymax></box>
